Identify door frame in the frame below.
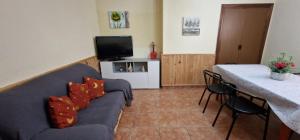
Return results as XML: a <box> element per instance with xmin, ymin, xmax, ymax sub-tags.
<box><xmin>215</xmin><ymin>3</ymin><xmax>274</xmax><ymax>64</ymax></box>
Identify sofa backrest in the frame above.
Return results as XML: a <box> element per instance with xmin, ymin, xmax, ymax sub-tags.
<box><xmin>0</xmin><ymin>64</ymin><xmax>101</xmax><ymax>140</ymax></box>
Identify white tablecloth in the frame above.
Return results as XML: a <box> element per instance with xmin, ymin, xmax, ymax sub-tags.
<box><xmin>214</xmin><ymin>64</ymin><xmax>300</xmax><ymax>134</ymax></box>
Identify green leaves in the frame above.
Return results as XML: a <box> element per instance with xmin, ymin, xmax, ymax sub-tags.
<box><xmin>269</xmin><ymin>52</ymin><xmax>294</xmax><ymax>73</ymax></box>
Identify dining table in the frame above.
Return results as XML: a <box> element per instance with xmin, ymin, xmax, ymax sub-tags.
<box><xmin>213</xmin><ymin>64</ymin><xmax>300</xmax><ymax>140</ymax></box>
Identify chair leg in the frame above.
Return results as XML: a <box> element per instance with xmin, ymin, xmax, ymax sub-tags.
<box><xmin>198</xmin><ymin>88</ymin><xmax>207</xmax><ymax>105</ymax></box>
<box><xmin>202</xmin><ymin>93</ymin><xmax>213</xmax><ymax>113</ymax></box>
<box><xmin>226</xmin><ymin>113</ymin><xmax>239</xmax><ymax>140</ymax></box>
<box><xmin>212</xmin><ymin>104</ymin><xmax>224</xmax><ymax>127</ymax></box>
<box><xmin>220</xmin><ymin>94</ymin><xmax>223</xmax><ymax>104</ymax></box>
<box><xmin>263</xmin><ymin>106</ymin><xmax>271</xmax><ymax>140</ymax></box>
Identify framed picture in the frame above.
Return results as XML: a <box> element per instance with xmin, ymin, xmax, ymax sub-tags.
<box><xmin>182</xmin><ymin>17</ymin><xmax>200</xmax><ymax>36</ymax></box>
<box><xmin>108</xmin><ymin>11</ymin><xmax>129</xmax><ymax>29</ymax></box>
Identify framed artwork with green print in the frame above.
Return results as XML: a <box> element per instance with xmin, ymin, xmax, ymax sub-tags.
<box><xmin>108</xmin><ymin>11</ymin><xmax>129</xmax><ymax>29</ymax></box>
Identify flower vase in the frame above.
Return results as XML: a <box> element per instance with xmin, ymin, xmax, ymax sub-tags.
<box><xmin>270</xmin><ymin>72</ymin><xmax>289</xmax><ymax>81</ymax></box>
<box><xmin>150</xmin><ymin>51</ymin><xmax>157</xmax><ymax>59</ymax></box>
<box><xmin>150</xmin><ymin>42</ymin><xmax>157</xmax><ymax>59</ymax></box>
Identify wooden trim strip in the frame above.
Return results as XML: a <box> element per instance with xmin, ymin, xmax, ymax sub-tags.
<box><xmin>114</xmin><ymin>109</ymin><xmax>123</xmax><ymax>133</ymax></box>
<box><xmin>0</xmin><ymin>56</ymin><xmax>99</xmax><ymax>92</ymax></box>
<box><xmin>221</xmin><ymin>3</ymin><xmax>274</xmax><ymax>8</ymax></box>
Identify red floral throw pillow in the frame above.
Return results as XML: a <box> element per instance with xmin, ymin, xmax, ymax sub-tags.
<box><xmin>48</xmin><ymin>96</ymin><xmax>77</xmax><ymax>128</ymax></box>
<box><xmin>68</xmin><ymin>82</ymin><xmax>90</xmax><ymax>111</ymax></box>
<box><xmin>84</xmin><ymin>77</ymin><xmax>105</xmax><ymax>100</ymax></box>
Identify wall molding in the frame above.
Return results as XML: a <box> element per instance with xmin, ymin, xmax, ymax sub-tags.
<box><xmin>0</xmin><ymin>56</ymin><xmax>99</xmax><ymax>92</ymax></box>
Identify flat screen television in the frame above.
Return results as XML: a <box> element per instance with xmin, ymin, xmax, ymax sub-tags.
<box><xmin>95</xmin><ymin>36</ymin><xmax>133</xmax><ymax>60</ymax></box>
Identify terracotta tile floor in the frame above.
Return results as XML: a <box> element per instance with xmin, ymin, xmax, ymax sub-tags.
<box><xmin>115</xmin><ymin>87</ymin><xmax>299</xmax><ymax>140</ymax></box>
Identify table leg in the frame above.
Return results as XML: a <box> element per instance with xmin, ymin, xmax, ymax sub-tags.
<box><xmin>279</xmin><ymin>123</ymin><xmax>292</xmax><ymax>140</ymax></box>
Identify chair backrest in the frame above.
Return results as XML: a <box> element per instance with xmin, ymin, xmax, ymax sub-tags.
<box><xmin>203</xmin><ymin>70</ymin><xmax>223</xmax><ymax>88</ymax></box>
<box><xmin>221</xmin><ymin>81</ymin><xmax>237</xmax><ymax>95</ymax></box>
<box><xmin>221</xmin><ymin>81</ymin><xmax>239</xmax><ymax>105</ymax></box>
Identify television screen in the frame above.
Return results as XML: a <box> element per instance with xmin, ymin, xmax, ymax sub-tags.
<box><xmin>95</xmin><ymin>36</ymin><xmax>133</xmax><ymax>60</ymax></box>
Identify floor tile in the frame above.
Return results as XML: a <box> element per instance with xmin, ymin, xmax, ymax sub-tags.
<box><xmin>118</xmin><ymin>112</ymin><xmax>135</xmax><ymax>128</ymax></box>
<box><xmin>134</xmin><ymin>112</ymin><xmax>159</xmax><ymax>127</ymax></box>
<box><xmin>187</xmin><ymin>127</ymin><xmax>222</xmax><ymax>140</ymax></box>
<box><xmin>131</xmin><ymin>127</ymin><xmax>160</xmax><ymax>140</ymax></box>
<box><xmin>177</xmin><ymin>111</ymin><xmax>210</xmax><ymax>127</ymax></box>
<box><xmin>115</xmin><ymin>87</ymin><xmax>300</xmax><ymax>140</ymax></box>
<box><xmin>159</xmin><ymin>111</ymin><xmax>178</xmax><ymax>127</ymax></box>
<box><xmin>115</xmin><ymin>128</ymin><xmax>131</xmax><ymax>140</ymax></box>
<box><xmin>159</xmin><ymin>127</ymin><xmax>190</xmax><ymax>140</ymax></box>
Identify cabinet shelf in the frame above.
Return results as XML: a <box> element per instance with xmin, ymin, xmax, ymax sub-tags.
<box><xmin>100</xmin><ymin>58</ymin><xmax>160</xmax><ymax>89</ymax></box>
<box><xmin>112</xmin><ymin>62</ymin><xmax>148</xmax><ymax>73</ymax></box>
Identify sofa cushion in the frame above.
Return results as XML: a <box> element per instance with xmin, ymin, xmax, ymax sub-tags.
<box><xmin>48</xmin><ymin>96</ymin><xmax>77</xmax><ymax>128</ymax></box>
<box><xmin>77</xmin><ymin>91</ymin><xmax>125</xmax><ymax>131</ymax></box>
<box><xmin>84</xmin><ymin>77</ymin><xmax>105</xmax><ymax>100</ymax></box>
<box><xmin>31</xmin><ymin>124</ymin><xmax>112</xmax><ymax>140</ymax></box>
<box><xmin>68</xmin><ymin>82</ymin><xmax>90</xmax><ymax>110</ymax></box>
<box><xmin>0</xmin><ymin>77</ymin><xmax>68</xmax><ymax>140</ymax></box>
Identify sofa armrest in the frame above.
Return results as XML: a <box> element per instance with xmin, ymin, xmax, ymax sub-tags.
<box><xmin>102</xmin><ymin>78</ymin><xmax>126</xmax><ymax>92</ymax></box>
<box><xmin>102</xmin><ymin>78</ymin><xmax>133</xmax><ymax>106</ymax></box>
<box><xmin>31</xmin><ymin>124</ymin><xmax>112</xmax><ymax>140</ymax></box>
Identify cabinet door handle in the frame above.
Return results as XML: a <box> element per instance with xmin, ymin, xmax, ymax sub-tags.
<box><xmin>238</xmin><ymin>45</ymin><xmax>242</xmax><ymax>50</ymax></box>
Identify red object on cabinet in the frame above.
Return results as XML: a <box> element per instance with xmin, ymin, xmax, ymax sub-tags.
<box><xmin>150</xmin><ymin>42</ymin><xmax>157</xmax><ymax>59</ymax></box>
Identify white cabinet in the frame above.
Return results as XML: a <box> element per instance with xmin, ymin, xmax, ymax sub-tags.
<box><xmin>100</xmin><ymin>59</ymin><xmax>160</xmax><ymax>89</ymax></box>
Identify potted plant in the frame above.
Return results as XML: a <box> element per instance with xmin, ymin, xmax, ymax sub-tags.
<box><xmin>269</xmin><ymin>52</ymin><xmax>295</xmax><ymax>81</ymax></box>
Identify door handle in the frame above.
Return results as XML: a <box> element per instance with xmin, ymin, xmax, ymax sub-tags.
<box><xmin>238</xmin><ymin>45</ymin><xmax>242</xmax><ymax>50</ymax></box>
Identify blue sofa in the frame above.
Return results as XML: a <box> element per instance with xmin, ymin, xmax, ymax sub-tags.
<box><xmin>0</xmin><ymin>64</ymin><xmax>133</xmax><ymax>140</ymax></box>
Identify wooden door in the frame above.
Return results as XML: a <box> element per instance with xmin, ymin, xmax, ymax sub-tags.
<box><xmin>216</xmin><ymin>4</ymin><xmax>273</xmax><ymax>64</ymax></box>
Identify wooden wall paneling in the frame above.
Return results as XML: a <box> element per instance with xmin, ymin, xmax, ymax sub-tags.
<box><xmin>191</xmin><ymin>54</ymin><xmax>203</xmax><ymax>84</ymax></box>
<box><xmin>80</xmin><ymin>56</ymin><xmax>100</xmax><ymax>72</ymax></box>
<box><xmin>161</xmin><ymin>55</ymin><xmax>176</xmax><ymax>86</ymax></box>
<box><xmin>174</xmin><ymin>55</ymin><xmax>186</xmax><ymax>85</ymax></box>
<box><xmin>161</xmin><ymin>54</ymin><xmax>215</xmax><ymax>86</ymax></box>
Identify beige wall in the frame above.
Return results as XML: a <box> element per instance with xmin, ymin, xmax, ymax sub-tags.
<box><xmin>262</xmin><ymin>0</ymin><xmax>300</xmax><ymax>73</ymax></box>
<box><xmin>163</xmin><ymin>0</ymin><xmax>276</xmax><ymax>54</ymax></box>
<box><xmin>96</xmin><ymin>0</ymin><xmax>162</xmax><ymax>58</ymax></box>
<box><xmin>0</xmin><ymin>0</ymin><xmax>99</xmax><ymax>88</ymax></box>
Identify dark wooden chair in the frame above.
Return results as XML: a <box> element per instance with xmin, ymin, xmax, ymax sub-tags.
<box><xmin>212</xmin><ymin>81</ymin><xmax>270</xmax><ymax>140</ymax></box>
<box><xmin>199</xmin><ymin>70</ymin><xmax>227</xmax><ymax>113</ymax></box>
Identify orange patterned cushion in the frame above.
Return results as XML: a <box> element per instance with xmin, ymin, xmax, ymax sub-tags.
<box><xmin>84</xmin><ymin>77</ymin><xmax>105</xmax><ymax>100</ymax></box>
<box><xmin>48</xmin><ymin>96</ymin><xmax>77</xmax><ymax>128</ymax></box>
<box><xmin>68</xmin><ymin>82</ymin><xmax>90</xmax><ymax>110</ymax></box>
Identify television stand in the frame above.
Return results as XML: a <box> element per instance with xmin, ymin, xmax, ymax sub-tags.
<box><xmin>103</xmin><ymin>57</ymin><xmax>125</xmax><ymax>61</ymax></box>
<box><xmin>100</xmin><ymin>58</ymin><xmax>160</xmax><ymax>89</ymax></box>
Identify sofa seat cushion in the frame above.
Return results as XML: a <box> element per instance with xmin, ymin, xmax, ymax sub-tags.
<box><xmin>31</xmin><ymin>124</ymin><xmax>112</xmax><ymax>140</ymax></box>
<box><xmin>77</xmin><ymin>91</ymin><xmax>125</xmax><ymax>131</ymax></box>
